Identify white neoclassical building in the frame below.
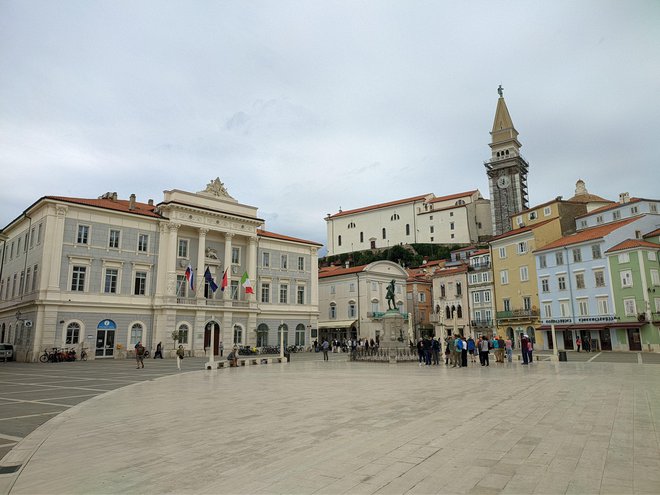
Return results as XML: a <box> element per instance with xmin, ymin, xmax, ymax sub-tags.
<box><xmin>324</xmin><ymin>190</ymin><xmax>492</xmax><ymax>256</ymax></box>
<box><xmin>317</xmin><ymin>260</ymin><xmax>408</xmax><ymax>343</ymax></box>
<box><xmin>0</xmin><ymin>180</ymin><xmax>321</xmax><ymax>361</ymax></box>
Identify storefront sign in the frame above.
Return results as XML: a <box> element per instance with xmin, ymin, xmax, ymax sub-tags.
<box><xmin>542</xmin><ymin>318</ymin><xmax>572</xmax><ymax>324</ymax></box>
<box><xmin>577</xmin><ymin>316</ymin><xmax>617</xmax><ymax>323</ymax></box>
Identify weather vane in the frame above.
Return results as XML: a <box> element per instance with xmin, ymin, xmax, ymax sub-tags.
<box><xmin>497</xmin><ymin>85</ymin><xmax>504</xmax><ymax>97</ymax></box>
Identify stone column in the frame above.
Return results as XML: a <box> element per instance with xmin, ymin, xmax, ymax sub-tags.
<box><xmin>223</xmin><ymin>233</ymin><xmax>234</xmax><ymax>300</ymax></box>
<box><xmin>196</xmin><ymin>228</ymin><xmax>208</xmax><ymax>299</ymax></box>
<box><xmin>45</xmin><ymin>204</ymin><xmax>68</xmax><ymax>292</ymax></box>
<box><xmin>247</xmin><ymin>236</ymin><xmax>258</xmax><ymax>302</ymax></box>
<box><xmin>166</xmin><ymin>223</ymin><xmax>180</xmax><ymax>296</ymax></box>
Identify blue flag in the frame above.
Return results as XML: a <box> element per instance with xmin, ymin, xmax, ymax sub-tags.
<box><xmin>204</xmin><ymin>267</ymin><xmax>218</xmax><ymax>293</ymax></box>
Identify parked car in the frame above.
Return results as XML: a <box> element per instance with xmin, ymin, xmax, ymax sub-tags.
<box><xmin>0</xmin><ymin>343</ymin><xmax>14</xmax><ymax>361</ymax></box>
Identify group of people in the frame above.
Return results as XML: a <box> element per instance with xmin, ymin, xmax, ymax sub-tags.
<box><xmin>413</xmin><ymin>333</ymin><xmax>535</xmax><ymax>367</ymax></box>
<box><xmin>314</xmin><ymin>337</ymin><xmax>379</xmax><ymax>354</ymax></box>
<box><xmin>134</xmin><ymin>341</ymin><xmax>187</xmax><ymax>370</ymax></box>
<box><xmin>575</xmin><ymin>336</ymin><xmax>593</xmax><ymax>352</ymax></box>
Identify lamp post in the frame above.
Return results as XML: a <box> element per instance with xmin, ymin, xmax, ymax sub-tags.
<box><xmin>279</xmin><ymin>320</ymin><xmax>284</xmax><ymax>362</ymax></box>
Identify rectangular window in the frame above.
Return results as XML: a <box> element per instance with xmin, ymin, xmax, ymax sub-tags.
<box><xmin>30</xmin><ymin>228</ymin><xmax>35</xmax><ymax>248</ymax></box>
<box><xmin>279</xmin><ymin>284</ymin><xmax>288</xmax><ymax>304</ymax></box>
<box><xmin>612</xmin><ymin>210</ymin><xmax>621</xmax><ymax>220</ymax></box>
<box><xmin>484</xmin><ymin>309</ymin><xmax>492</xmax><ymax>321</ymax></box>
<box><xmin>297</xmin><ymin>256</ymin><xmax>305</xmax><ymax>271</ymax></box>
<box><xmin>631</xmin><ymin>206</ymin><xmax>638</xmax><ymax>214</ymax></box>
<box><xmin>71</xmin><ymin>266</ymin><xmax>86</xmax><ymax>291</ymax></box>
<box><xmin>37</xmin><ymin>223</ymin><xmax>43</xmax><ymax>244</ymax></box>
<box><xmin>138</xmin><ymin>234</ymin><xmax>149</xmax><ymax>252</ymax></box>
<box><xmin>575</xmin><ymin>273</ymin><xmax>585</xmax><ymax>289</ymax></box>
<box><xmin>281</xmin><ymin>254</ymin><xmax>288</xmax><ymax>269</ymax></box>
<box><xmin>473</xmin><ymin>292</ymin><xmax>481</xmax><ymax>303</ymax></box>
<box><xmin>134</xmin><ymin>271</ymin><xmax>147</xmax><ymax>295</ymax></box>
<box><xmin>418</xmin><ymin>292</ymin><xmax>426</xmax><ymax>303</ymax></box>
<box><xmin>591</xmin><ymin>244</ymin><xmax>601</xmax><ymax>259</ymax></box>
<box><xmin>104</xmin><ymin>268</ymin><xmax>118</xmax><ymax>293</ymax></box>
<box><xmin>503</xmin><ymin>299</ymin><xmax>511</xmax><ymax>312</ymax></box>
<box><xmin>543</xmin><ymin>303</ymin><xmax>552</xmax><ymax>318</ymax></box>
<box><xmin>19</xmin><ymin>271</ymin><xmax>25</xmax><ymax>295</ymax></box>
<box><xmin>297</xmin><ymin>286</ymin><xmax>305</xmax><ymax>304</ymax></box>
<box><xmin>474</xmin><ymin>310</ymin><xmax>482</xmax><ymax>321</ymax></box>
<box><xmin>519</xmin><ymin>266</ymin><xmax>529</xmax><ymax>282</ymax></box>
<box><xmin>261</xmin><ymin>283</ymin><xmax>270</xmax><ymax>303</ymax></box>
<box><xmin>66</xmin><ymin>325</ymin><xmax>80</xmax><ymax>345</ymax></box>
<box><xmin>623</xmin><ymin>298</ymin><xmax>636</xmax><ymax>316</ymax></box>
<box><xmin>430</xmin><ymin>226</ymin><xmax>434</xmax><ymax>234</ymax></box>
<box><xmin>596</xmin><ymin>215</ymin><xmax>603</xmax><ymax>224</ymax></box>
<box><xmin>109</xmin><ymin>229</ymin><xmax>121</xmax><ymax>249</ymax></box>
<box><xmin>572</xmin><ymin>248</ymin><xmax>582</xmax><ymax>263</ymax></box>
<box><xmin>348</xmin><ymin>304</ymin><xmax>356</xmax><ymax>318</ymax></box>
<box><xmin>541</xmin><ymin>278</ymin><xmax>549</xmax><ymax>292</ymax></box>
<box><xmin>176</xmin><ymin>275</ymin><xmax>187</xmax><ymax>297</ymax></box>
<box><xmin>262</xmin><ymin>252</ymin><xmax>270</xmax><ymax>267</ymax></box>
<box><xmin>556</xmin><ymin>251</ymin><xmax>564</xmax><ymax>265</ymax></box>
<box><xmin>517</xmin><ymin>241</ymin><xmax>528</xmax><ymax>254</ymax></box>
<box><xmin>618</xmin><ymin>252</ymin><xmax>630</xmax><ymax>263</ymax></box>
<box><xmin>559</xmin><ymin>301</ymin><xmax>571</xmax><ymax>317</ymax></box>
<box><xmin>543</xmin><ymin>206</ymin><xmax>551</xmax><ymax>217</ymax></box>
<box><xmin>232</xmin><ymin>247</ymin><xmax>240</xmax><ymax>265</ymax></box>
<box><xmin>539</xmin><ymin>255</ymin><xmax>547</xmax><ymax>268</ymax></box>
<box><xmin>650</xmin><ymin>252</ymin><xmax>658</xmax><ymax>262</ymax></box>
<box><xmin>456</xmin><ymin>282</ymin><xmax>462</xmax><ymax>296</ymax></box>
<box><xmin>450</xmin><ymin>222</ymin><xmax>454</xmax><ymax>230</ymax></box>
<box><xmin>9</xmin><ymin>242</ymin><xmax>14</xmax><ymax>259</ymax></box>
<box><xmin>330</xmin><ymin>285</ymin><xmax>335</xmax><ymax>295</ymax></box>
<box><xmin>578</xmin><ymin>299</ymin><xmax>588</xmax><ymax>316</ymax></box>
<box><xmin>329</xmin><ymin>305</ymin><xmax>336</xmax><ymax>319</ymax></box>
<box><xmin>349</xmin><ymin>283</ymin><xmax>356</xmax><ymax>292</ymax></box>
<box><xmin>523</xmin><ymin>296</ymin><xmax>531</xmax><ymax>310</ymax></box>
<box><xmin>651</xmin><ymin>269</ymin><xmax>660</xmax><ymax>286</ymax></box>
<box><xmin>484</xmin><ymin>290</ymin><xmax>491</xmax><ymax>303</ymax></box>
<box><xmin>597</xmin><ymin>297</ymin><xmax>609</xmax><ymax>315</ymax></box>
<box><xmin>500</xmin><ymin>270</ymin><xmax>509</xmax><ymax>285</ymax></box>
<box><xmin>77</xmin><ymin>225</ymin><xmax>89</xmax><ymax>244</ymax></box>
<box><xmin>32</xmin><ymin>265</ymin><xmax>39</xmax><ymax>292</ymax></box>
<box><xmin>230</xmin><ymin>281</ymin><xmax>239</xmax><ymax>300</ymax></box>
<box><xmin>371</xmin><ymin>301</ymin><xmax>379</xmax><ymax>313</ymax></box>
<box><xmin>594</xmin><ymin>270</ymin><xmax>605</xmax><ymax>287</ymax></box>
<box><xmin>178</xmin><ymin>239</ymin><xmax>188</xmax><ymax>258</ymax></box>
<box><xmin>17</xmin><ymin>237</ymin><xmax>21</xmax><ymax>254</ymax></box>
<box><xmin>620</xmin><ymin>270</ymin><xmax>633</xmax><ymax>288</ymax></box>
<box><xmin>558</xmin><ymin>276</ymin><xmax>566</xmax><ymax>290</ymax></box>
<box><xmin>499</xmin><ymin>247</ymin><xmax>507</xmax><ymax>259</ymax></box>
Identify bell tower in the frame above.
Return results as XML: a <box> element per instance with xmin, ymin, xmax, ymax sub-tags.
<box><xmin>485</xmin><ymin>86</ymin><xmax>529</xmax><ymax>236</ymax></box>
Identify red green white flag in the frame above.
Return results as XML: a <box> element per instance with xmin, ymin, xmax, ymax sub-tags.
<box><xmin>240</xmin><ymin>272</ymin><xmax>254</xmax><ymax>294</ymax></box>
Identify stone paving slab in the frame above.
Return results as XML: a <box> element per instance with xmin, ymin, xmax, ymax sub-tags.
<box><xmin>1</xmin><ymin>358</ymin><xmax>659</xmax><ymax>495</ymax></box>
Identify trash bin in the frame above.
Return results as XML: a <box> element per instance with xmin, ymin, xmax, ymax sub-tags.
<box><xmin>558</xmin><ymin>350</ymin><xmax>567</xmax><ymax>362</ymax></box>
<box><xmin>284</xmin><ymin>351</ymin><xmax>291</xmax><ymax>362</ymax></box>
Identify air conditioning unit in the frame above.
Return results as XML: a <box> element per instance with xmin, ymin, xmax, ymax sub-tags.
<box><xmin>24</xmin><ymin>320</ymin><xmax>33</xmax><ymax>328</ymax></box>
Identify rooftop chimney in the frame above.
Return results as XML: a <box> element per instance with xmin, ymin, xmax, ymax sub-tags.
<box><xmin>112</xmin><ymin>192</ymin><xmax>118</xmax><ymax>201</ymax></box>
<box><xmin>129</xmin><ymin>194</ymin><xmax>136</xmax><ymax>211</ymax></box>
<box><xmin>148</xmin><ymin>199</ymin><xmax>154</xmax><ymax>206</ymax></box>
<box><xmin>619</xmin><ymin>192</ymin><xmax>630</xmax><ymax>204</ymax></box>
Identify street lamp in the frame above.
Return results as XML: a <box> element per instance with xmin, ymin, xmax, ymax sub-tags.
<box><xmin>279</xmin><ymin>320</ymin><xmax>284</xmax><ymax>362</ymax></box>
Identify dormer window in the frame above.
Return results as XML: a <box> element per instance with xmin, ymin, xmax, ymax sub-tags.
<box><xmin>390</xmin><ymin>213</ymin><xmax>400</xmax><ymax>221</ymax></box>
<box><xmin>455</xmin><ymin>200</ymin><xmax>465</xmax><ymax>206</ymax></box>
<box><xmin>347</xmin><ymin>222</ymin><xmax>356</xmax><ymax>229</ymax></box>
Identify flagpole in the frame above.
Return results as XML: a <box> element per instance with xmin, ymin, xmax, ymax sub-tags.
<box><xmin>280</xmin><ymin>319</ymin><xmax>284</xmax><ymax>363</ymax></box>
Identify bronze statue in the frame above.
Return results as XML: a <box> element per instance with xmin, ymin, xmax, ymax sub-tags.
<box><xmin>386</xmin><ymin>280</ymin><xmax>396</xmax><ymax>310</ymax></box>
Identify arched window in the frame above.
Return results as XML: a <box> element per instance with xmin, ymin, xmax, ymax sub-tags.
<box><xmin>65</xmin><ymin>322</ymin><xmax>81</xmax><ymax>344</ymax></box>
<box><xmin>457</xmin><ymin>305</ymin><xmax>463</xmax><ymax>318</ymax></box>
<box><xmin>445</xmin><ymin>306</ymin><xmax>451</xmax><ymax>320</ymax></box>
<box><xmin>360</xmin><ymin>232</ymin><xmax>364</xmax><ymax>243</ymax></box>
<box><xmin>382</xmin><ymin>228</ymin><xmax>386</xmax><ymax>239</ymax></box>
<box><xmin>233</xmin><ymin>324</ymin><xmax>243</xmax><ymax>345</ymax></box>
<box><xmin>390</xmin><ymin>213</ymin><xmax>400</xmax><ymax>221</ymax></box>
<box><xmin>338</xmin><ymin>235</ymin><xmax>342</xmax><ymax>246</ymax></box>
<box><xmin>455</xmin><ymin>200</ymin><xmax>465</xmax><ymax>205</ymax></box>
<box><xmin>347</xmin><ymin>222</ymin><xmax>356</xmax><ymax>229</ymax></box>
<box><xmin>130</xmin><ymin>323</ymin><xmax>143</xmax><ymax>344</ymax></box>
<box><xmin>435</xmin><ymin>304</ymin><xmax>440</xmax><ymax>314</ymax></box>
<box><xmin>329</xmin><ymin>302</ymin><xmax>337</xmax><ymax>319</ymax></box>
<box><xmin>178</xmin><ymin>323</ymin><xmax>189</xmax><ymax>344</ymax></box>
<box><xmin>278</xmin><ymin>323</ymin><xmax>289</xmax><ymax>347</ymax></box>
<box><xmin>295</xmin><ymin>324</ymin><xmax>305</xmax><ymax>346</ymax></box>
<box><xmin>406</xmin><ymin>224</ymin><xmax>410</xmax><ymax>236</ymax></box>
<box><xmin>257</xmin><ymin>323</ymin><xmax>269</xmax><ymax>347</ymax></box>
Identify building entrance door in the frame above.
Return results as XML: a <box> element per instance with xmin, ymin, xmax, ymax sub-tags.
<box><xmin>546</xmin><ymin>331</ymin><xmax>554</xmax><ymax>350</ymax></box>
<box><xmin>627</xmin><ymin>329</ymin><xmax>642</xmax><ymax>351</ymax></box>
<box><xmin>563</xmin><ymin>331</ymin><xmax>574</xmax><ymax>350</ymax></box>
<box><xmin>204</xmin><ymin>322</ymin><xmax>221</xmax><ymax>355</ymax></box>
<box><xmin>600</xmin><ymin>329</ymin><xmax>612</xmax><ymax>350</ymax></box>
<box><xmin>95</xmin><ymin>319</ymin><xmax>116</xmax><ymax>358</ymax></box>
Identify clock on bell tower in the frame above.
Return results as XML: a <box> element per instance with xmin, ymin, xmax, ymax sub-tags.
<box><xmin>485</xmin><ymin>86</ymin><xmax>529</xmax><ymax>236</ymax></box>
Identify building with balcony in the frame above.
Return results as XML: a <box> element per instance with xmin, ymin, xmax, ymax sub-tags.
<box><xmin>323</xmin><ymin>190</ymin><xmax>491</xmax><ymax>257</ymax></box>
<box><xmin>0</xmin><ymin>180</ymin><xmax>321</xmax><ymax>361</ymax></box>
<box><xmin>405</xmin><ymin>265</ymin><xmax>434</xmax><ymax>340</ymax></box>
<box><xmin>431</xmin><ymin>263</ymin><xmax>470</xmax><ymax>338</ymax></box>
<box><xmin>317</xmin><ymin>261</ymin><xmax>408</xmax><ymax>343</ymax></box>
<box><xmin>534</xmin><ymin>216</ymin><xmax>658</xmax><ymax>351</ymax></box>
<box><xmin>467</xmin><ymin>249</ymin><xmax>495</xmax><ymax>338</ymax></box>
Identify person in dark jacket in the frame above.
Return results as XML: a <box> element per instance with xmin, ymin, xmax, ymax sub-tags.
<box><xmin>520</xmin><ymin>334</ymin><xmax>530</xmax><ymax>365</ymax></box>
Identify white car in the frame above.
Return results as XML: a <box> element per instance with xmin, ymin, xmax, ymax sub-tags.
<box><xmin>0</xmin><ymin>343</ymin><xmax>14</xmax><ymax>361</ymax></box>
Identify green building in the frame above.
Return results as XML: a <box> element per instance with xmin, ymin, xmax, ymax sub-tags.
<box><xmin>606</xmin><ymin>229</ymin><xmax>660</xmax><ymax>351</ymax></box>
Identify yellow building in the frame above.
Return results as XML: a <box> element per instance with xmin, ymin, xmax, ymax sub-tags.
<box><xmin>489</xmin><ymin>198</ymin><xmax>587</xmax><ymax>347</ymax></box>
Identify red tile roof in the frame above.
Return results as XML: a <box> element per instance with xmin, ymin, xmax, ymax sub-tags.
<box><xmin>606</xmin><ymin>239</ymin><xmax>660</xmax><ymax>253</ymax></box>
<box><xmin>257</xmin><ymin>229</ymin><xmax>323</xmax><ymax>246</ymax></box>
<box><xmin>433</xmin><ymin>264</ymin><xmax>468</xmax><ymax>276</ymax></box>
<box><xmin>46</xmin><ymin>196</ymin><xmax>161</xmax><ymax>218</ymax></box>
<box><xmin>318</xmin><ymin>264</ymin><xmax>367</xmax><ymax>278</ymax></box>
<box><xmin>534</xmin><ymin>217</ymin><xmax>639</xmax><ymax>253</ymax></box>
<box><xmin>327</xmin><ymin>194</ymin><xmax>432</xmax><ymax>219</ymax></box>
<box><xmin>575</xmin><ymin>198</ymin><xmax>642</xmax><ymax>218</ymax></box>
<box><xmin>644</xmin><ymin>228</ymin><xmax>660</xmax><ymax>239</ymax></box>
<box><xmin>469</xmin><ymin>249</ymin><xmax>490</xmax><ymax>256</ymax></box>
<box><xmin>428</xmin><ymin>190</ymin><xmax>478</xmax><ymax>204</ymax></box>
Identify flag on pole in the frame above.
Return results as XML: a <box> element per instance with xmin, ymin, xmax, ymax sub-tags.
<box><xmin>240</xmin><ymin>271</ymin><xmax>254</xmax><ymax>294</ymax></box>
<box><xmin>204</xmin><ymin>267</ymin><xmax>218</xmax><ymax>293</ymax></box>
<box><xmin>220</xmin><ymin>268</ymin><xmax>228</xmax><ymax>292</ymax></box>
<box><xmin>185</xmin><ymin>264</ymin><xmax>195</xmax><ymax>292</ymax></box>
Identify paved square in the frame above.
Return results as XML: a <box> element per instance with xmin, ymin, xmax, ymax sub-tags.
<box><xmin>3</xmin><ymin>356</ymin><xmax>660</xmax><ymax>494</ymax></box>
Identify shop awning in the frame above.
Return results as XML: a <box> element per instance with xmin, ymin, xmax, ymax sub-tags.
<box><xmin>318</xmin><ymin>320</ymin><xmax>357</xmax><ymax>329</ymax></box>
<box><xmin>539</xmin><ymin>322</ymin><xmax>643</xmax><ymax>331</ymax></box>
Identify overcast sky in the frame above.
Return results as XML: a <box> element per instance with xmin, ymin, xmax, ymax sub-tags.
<box><xmin>1</xmin><ymin>0</ymin><xmax>658</xmax><ymax>248</ymax></box>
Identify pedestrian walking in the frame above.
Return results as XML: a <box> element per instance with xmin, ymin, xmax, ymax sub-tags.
<box><xmin>322</xmin><ymin>339</ymin><xmax>330</xmax><ymax>361</ymax></box>
<box><xmin>431</xmin><ymin>337</ymin><xmax>440</xmax><ymax>365</ymax></box>
<box><xmin>444</xmin><ymin>337</ymin><xmax>451</xmax><ymax>365</ymax></box>
<box><xmin>520</xmin><ymin>334</ymin><xmax>530</xmax><ymax>365</ymax></box>
<box><xmin>153</xmin><ymin>341</ymin><xmax>163</xmax><ymax>359</ymax></box>
<box><xmin>479</xmin><ymin>336</ymin><xmax>490</xmax><ymax>366</ymax></box>
<box><xmin>527</xmin><ymin>339</ymin><xmax>534</xmax><ymax>364</ymax></box>
<box><xmin>417</xmin><ymin>338</ymin><xmax>424</xmax><ymax>366</ymax></box>
<box><xmin>467</xmin><ymin>336</ymin><xmax>476</xmax><ymax>363</ymax></box>
<box><xmin>423</xmin><ymin>337</ymin><xmax>432</xmax><ymax>366</ymax></box>
<box><xmin>583</xmin><ymin>337</ymin><xmax>591</xmax><ymax>352</ymax></box>
<box><xmin>576</xmin><ymin>337</ymin><xmax>582</xmax><ymax>352</ymax></box>
<box><xmin>452</xmin><ymin>334</ymin><xmax>462</xmax><ymax>367</ymax></box>
<box><xmin>135</xmin><ymin>341</ymin><xmax>145</xmax><ymax>369</ymax></box>
<box><xmin>176</xmin><ymin>345</ymin><xmax>185</xmax><ymax>370</ymax></box>
<box><xmin>461</xmin><ymin>336</ymin><xmax>468</xmax><ymax>367</ymax></box>
<box><xmin>505</xmin><ymin>337</ymin><xmax>513</xmax><ymax>362</ymax></box>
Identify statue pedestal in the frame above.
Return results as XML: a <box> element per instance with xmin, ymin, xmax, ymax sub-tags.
<box><xmin>379</xmin><ymin>310</ymin><xmax>408</xmax><ymax>362</ymax></box>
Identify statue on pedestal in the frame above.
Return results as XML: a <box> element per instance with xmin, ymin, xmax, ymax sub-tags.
<box><xmin>386</xmin><ymin>280</ymin><xmax>396</xmax><ymax>310</ymax></box>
